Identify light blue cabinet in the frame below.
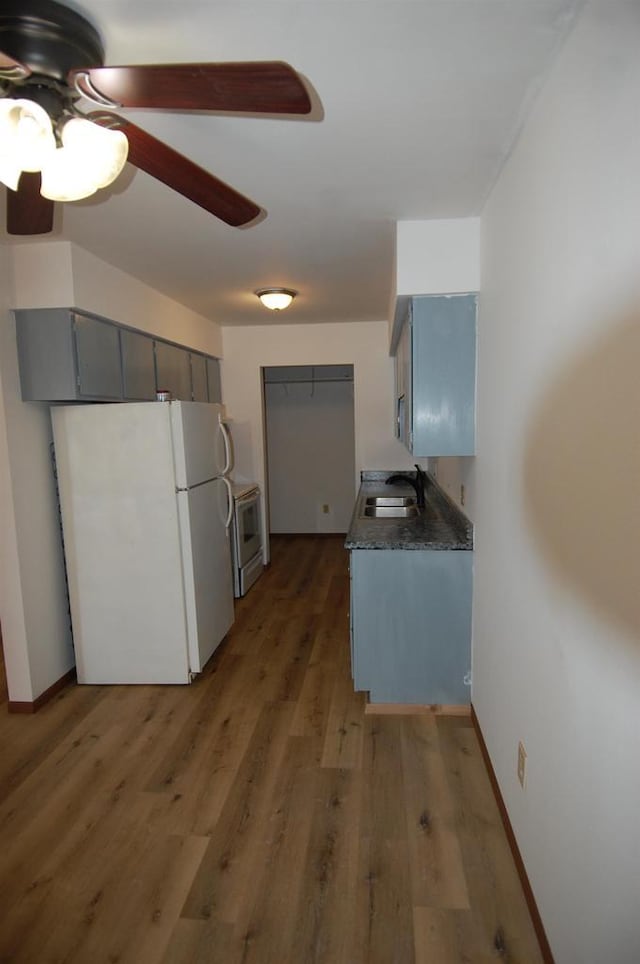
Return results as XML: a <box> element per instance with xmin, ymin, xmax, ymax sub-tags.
<box><xmin>206</xmin><ymin>357</ymin><xmax>222</xmax><ymax>403</ymax></box>
<box><xmin>120</xmin><ymin>328</ymin><xmax>156</xmax><ymax>400</ymax></box>
<box><xmin>15</xmin><ymin>307</ymin><xmax>223</xmax><ymax>405</ymax></box>
<box><xmin>154</xmin><ymin>341</ymin><xmax>192</xmax><ymax>401</ymax></box>
<box><xmin>15</xmin><ymin>308</ymin><xmax>123</xmax><ymax>401</ymax></box>
<box><xmin>395</xmin><ymin>294</ymin><xmax>476</xmax><ymax>456</ymax></box>
<box><xmin>190</xmin><ymin>353</ymin><xmax>209</xmax><ymax>402</ymax></box>
<box><xmin>350</xmin><ymin>548</ymin><xmax>472</xmax><ymax>704</ymax></box>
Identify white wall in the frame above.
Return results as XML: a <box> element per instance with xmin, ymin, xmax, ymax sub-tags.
<box><xmin>222</xmin><ymin>320</ymin><xmax>419</xmax><ymax>556</ymax></box>
<box><xmin>474</xmin><ymin>5</ymin><xmax>640</xmax><ymax>962</ymax></box>
<box><xmin>265</xmin><ymin>377</ymin><xmax>355</xmax><ymax>533</ymax></box>
<box><xmin>12</xmin><ymin>242</ymin><xmax>222</xmax><ymax>356</ymax></box>
<box><xmin>0</xmin><ymin>242</ymin><xmax>223</xmax><ymax>702</ymax></box>
<box><xmin>396</xmin><ymin>218</ymin><xmax>481</xmax><ymax>297</ymax></box>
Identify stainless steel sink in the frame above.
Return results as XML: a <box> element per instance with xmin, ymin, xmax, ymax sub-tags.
<box><xmin>365</xmin><ymin>496</ymin><xmax>416</xmax><ymax>507</ymax></box>
<box><xmin>363</xmin><ymin>505</ymin><xmax>420</xmax><ymax>519</ymax></box>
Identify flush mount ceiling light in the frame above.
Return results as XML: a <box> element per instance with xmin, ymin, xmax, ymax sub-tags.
<box><xmin>255</xmin><ymin>288</ymin><xmax>297</xmax><ymax>311</ymax></box>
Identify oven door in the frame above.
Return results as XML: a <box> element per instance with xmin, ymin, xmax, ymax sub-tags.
<box><xmin>234</xmin><ymin>491</ymin><xmax>262</xmax><ymax>568</ymax></box>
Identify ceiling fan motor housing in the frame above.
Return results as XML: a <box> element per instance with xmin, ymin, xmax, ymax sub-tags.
<box><xmin>0</xmin><ymin>0</ymin><xmax>104</xmax><ymax>85</ymax></box>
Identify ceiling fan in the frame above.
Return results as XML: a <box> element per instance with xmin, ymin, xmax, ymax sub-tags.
<box><xmin>0</xmin><ymin>0</ymin><xmax>312</xmax><ymax>236</ymax></box>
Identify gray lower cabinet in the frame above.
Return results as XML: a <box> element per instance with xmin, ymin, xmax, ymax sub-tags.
<box><xmin>154</xmin><ymin>341</ymin><xmax>192</xmax><ymax>400</ymax></box>
<box><xmin>120</xmin><ymin>328</ymin><xmax>156</xmax><ymax>400</ymax></box>
<box><xmin>190</xmin><ymin>353</ymin><xmax>208</xmax><ymax>402</ymax></box>
<box><xmin>350</xmin><ymin>548</ymin><xmax>472</xmax><ymax>704</ymax></box>
<box><xmin>16</xmin><ymin>308</ymin><xmax>123</xmax><ymax>401</ymax></box>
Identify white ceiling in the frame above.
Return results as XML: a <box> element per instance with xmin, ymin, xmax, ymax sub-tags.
<box><xmin>6</xmin><ymin>0</ymin><xmax>582</xmax><ymax>326</ymax></box>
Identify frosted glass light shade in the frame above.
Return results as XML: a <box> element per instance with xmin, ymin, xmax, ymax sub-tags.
<box><xmin>40</xmin><ymin>146</ymin><xmax>99</xmax><ymax>201</ymax></box>
<box><xmin>0</xmin><ymin>98</ymin><xmax>56</xmax><ymax>176</ymax></box>
<box><xmin>40</xmin><ymin>118</ymin><xmax>129</xmax><ymax>202</ymax></box>
<box><xmin>61</xmin><ymin>118</ymin><xmax>128</xmax><ymax>188</ymax></box>
<box><xmin>256</xmin><ymin>288</ymin><xmax>297</xmax><ymax>311</ymax></box>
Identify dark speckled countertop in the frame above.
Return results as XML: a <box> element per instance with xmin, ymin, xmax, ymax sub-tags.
<box><xmin>345</xmin><ymin>470</ymin><xmax>473</xmax><ymax>550</ymax></box>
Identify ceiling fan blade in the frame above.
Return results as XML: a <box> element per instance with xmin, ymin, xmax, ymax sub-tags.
<box><xmin>89</xmin><ymin>112</ymin><xmax>261</xmax><ymax>227</ymax></box>
<box><xmin>71</xmin><ymin>62</ymin><xmax>311</xmax><ymax>114</ymax></box>
<box><xmin>0</xmin><ymin>49</ymin><xmax>32</xmax><ymax>81</ymax></box>
<box><xmin>7</xmin><ymin>172</ymin><xmax>54</xmax><ymax>235</ymax></box>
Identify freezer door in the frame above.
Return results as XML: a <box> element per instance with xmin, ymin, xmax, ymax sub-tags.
<box><xmin>170</xmin><ymin>402</ymin><xmax>227</xmax><ymax>487</ymax></box>
<box><xmin>177</xmin><ymin>477</ymin><xmax>235</xmax><ymax>672</ymax></box>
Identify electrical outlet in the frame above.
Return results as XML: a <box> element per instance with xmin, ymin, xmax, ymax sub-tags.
<box><xmin>322</xmin><ymin>504</ymin><xmax>330</xmax><ymax>514</ymax></box>
<box><xmin>517</xmin><ymin>741</ymin><xmax>527</xmax><ymax>788</ymax></box>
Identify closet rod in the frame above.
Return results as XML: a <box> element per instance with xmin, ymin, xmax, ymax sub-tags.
<box><xmin>265</xmin><ymin>377</ymin><xmax>353</xmax><ymax>385</ymax></box>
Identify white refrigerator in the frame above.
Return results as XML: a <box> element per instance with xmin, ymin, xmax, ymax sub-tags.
<box><xmin>51</xmin><ymin>401</ymin><xmax>235</xmax><ymax>684</ymax></box>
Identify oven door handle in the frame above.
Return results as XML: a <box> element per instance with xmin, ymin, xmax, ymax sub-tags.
<box><xmin>222</xmin><ymin>476</ymin><xmax>234</xmax><ymax>529</ymax></box>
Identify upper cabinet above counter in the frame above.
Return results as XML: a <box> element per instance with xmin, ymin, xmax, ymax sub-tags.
<box><xmin>14</xmin><ymin>307</ymin><xmax>221</xmax><ymax>405</ymax></box>
<box><xmin>392</xmin><ymin>293</ymin><xmax>477</xmax><ymax>457</ymax></box>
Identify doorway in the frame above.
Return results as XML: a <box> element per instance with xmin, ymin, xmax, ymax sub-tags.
<box><xmin>263</xmin><ymin>365</ymin><xmax>355</xmax><ymax>534</ymax></box>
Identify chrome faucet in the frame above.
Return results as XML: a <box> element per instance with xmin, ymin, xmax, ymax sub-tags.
<box><xmin>385</xmin><ymin>464</ymin><xmax>426</xmax><ymax>508</ymax></box>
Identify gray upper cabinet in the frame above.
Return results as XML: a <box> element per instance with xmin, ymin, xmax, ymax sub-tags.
<box><xmin>154</xmin><ymin>341</ymin><xmax>192</xmax><ymax>400</ymax></box>
<box><xmin>15</xmin><ymin>308</ymin><xmax>123</xmax><ymax>401</ymax></box>
<box><xmin>15</xmin><ymin>305</ymin><xmax>221</xmax><ymax>405</ymax></box>
<box><xmin>395</xmin><ymin>294</ymin><xmax>476</xmax><ymax>456</ymax></box>
<box><xmin>190</xmin><ymin>353</ymin><xmax>208</xmax><ymax>402</ymax></box>
<box><xmin>120</xmin><ymin>328</ymin><xmax>156</xmax><ymax>400</ymax></box>
<box><xmin>206</xmin><ymin>357</ymin><xmax>222</xmax><ymax>403</ymax></box>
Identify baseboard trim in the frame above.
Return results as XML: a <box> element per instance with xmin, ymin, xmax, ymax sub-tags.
<box><xmin>270</xmin><ymin>532</ymin><xmax>347</xmax><ymax>538</ymax></box>
<box><xmin>470</xmin><ymin>704</ymin><xmax>555</xmax><ymax>964</ymax></box>
<box><xmin>365</xmin><ymin>702</ymin><xmax>470</xmax><ymax>716</ymax></box>
<box><xmin>8</xmin><ymin>667</ymin><xmax>76</xmax><ymax>714</ymax></box>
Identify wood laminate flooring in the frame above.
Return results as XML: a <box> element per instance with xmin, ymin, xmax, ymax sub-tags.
<box><xmin>0</xmin><ymin>535</ymin><xmax>544</xmax><ymax>963</ymax></box>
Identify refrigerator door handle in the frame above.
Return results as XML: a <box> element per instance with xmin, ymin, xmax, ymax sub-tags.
<box><xmin>222</xmin><ymin>475</ymin><xmax>234</xmax><ymax>529</ymax></box>
<box><xmin>218</xmin><ymin>414</ymin><xmax>232</xmax><ymax>476</ymax></box>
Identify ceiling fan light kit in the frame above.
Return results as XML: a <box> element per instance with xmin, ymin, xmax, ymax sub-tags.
<box><xmin>256</xmin><ymin>288</ymin><xmax>297</xmax><ymax>311</ymax></box>
<box><xmin>0</xmin><ymin>102</ymin><xmax>130</xmax><ymax>202</ymax></box>
<box><xmin>40</xmin><ymin>117</ymin><xmax>128</xmax><ymax>201</ymax></box>
<box><xmin>0</xmin><ymin>0</ymin><xmax>313</xmax><ymax>235</ymax></box>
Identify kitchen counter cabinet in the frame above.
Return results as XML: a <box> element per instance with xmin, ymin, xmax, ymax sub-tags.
<box><xmin>350</xmin><ymin>547</ymin><xmax>472</xmax><ymax>704</ymax></box>
<box><xmin>394</xmin><ymin>294</ymin><xmax>476</xmax><ymax>456</ymax></box>
<box><xmin>346</xmin><ymin>471</ymin><xmax>472</xmax><ymax>705</ymax></box>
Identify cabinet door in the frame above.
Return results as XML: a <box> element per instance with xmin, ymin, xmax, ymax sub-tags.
<box><xmin>411</xmin><ymin>295</ymin><xmax>476</xmax><ymax>456</ymax></box>
<box><xmin>206</xmin><ymin>357</ymin><xmax>222</xmax><ymax>403</ymax></box>
<box><xmin>15</xmin><ymin>308</ymin><xmax>77</xmax><ymax>401</ymax></box>
<box><xmin>121</xmin><ymin>329</ymin><xmax>156</xmax><ymax>400</ymax></box>
<box><xmin>399</xmin><ymin>308</ymin><xmax>412</xmax><ymax>449</ymax></box>
<box><xmin>73</xmin><ymin>313</ymin><xmax>123</xmax><ymax>400</ymax></box>
<box><xmin>191</xmin><ymin>354</ymin><xmax>208</xmax><ymax>401</ymax></box>
<box><xmin>155</xmin><ymin>341</ymin><xmax>192</xmax><ymax>400</ymax></box>
<box><xmin>351</xmin><ymin>548</ymin><xmax>471</xmax><ymax>705</ymax></box>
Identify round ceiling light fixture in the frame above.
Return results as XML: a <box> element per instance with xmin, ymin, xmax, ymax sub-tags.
<box><xmin>255</xmin><ymin>287</ymin><xmax>297</xmax><ymax>311</ymax></box>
